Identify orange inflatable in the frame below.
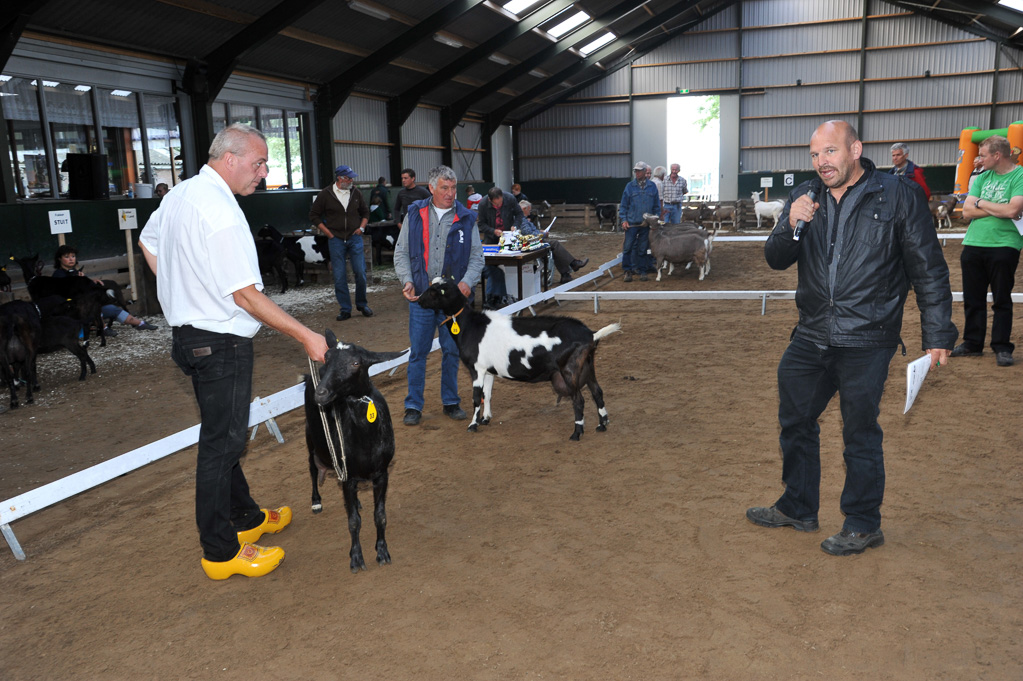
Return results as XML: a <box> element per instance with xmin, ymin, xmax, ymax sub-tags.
<box><xmin>955</xmin><ymin>123</ymin><xmax>1023</xmax><ymax>193</ymax></box>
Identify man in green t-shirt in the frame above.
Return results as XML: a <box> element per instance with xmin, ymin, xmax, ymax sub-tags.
<box><xmin>955</xmin><ymin>135</ymin><xmax>1023</xmax><ymax>367</ymax></box>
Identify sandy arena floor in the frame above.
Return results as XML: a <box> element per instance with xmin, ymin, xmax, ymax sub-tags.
<box><xmin>1</xmin><ymin>225</ymin><xmax>1020</xmax><ymax>680</ymax></box>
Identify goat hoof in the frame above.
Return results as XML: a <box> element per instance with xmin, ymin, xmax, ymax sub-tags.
<box><xmin>596</xmin><ymin>424</ymin><xmax>607</xmax><ymax>432</ymax></box>
<box><xmin>480</xmin><ymin>417</ymin><xmax>491</xmax><ymax>426</ymax></box>
<box><xmin>467</xmin><ymin>423</ymin><xmax>478</xmax><ymax>432</ymax></box>
<box><xmin>570</xmin><ymin>432</ymin><xmax>581</xmax><ymax>441</ymax></box>
<box><xmin>311</xmin><ymin>503</ymin><xmax>323</xmax><ymax>514</ymax></box>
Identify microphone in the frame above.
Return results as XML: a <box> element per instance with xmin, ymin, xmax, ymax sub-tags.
<box><xmin>792</xmin><ymin>179</ymin><xmax>822</xmax><ymax>242</ymax></box>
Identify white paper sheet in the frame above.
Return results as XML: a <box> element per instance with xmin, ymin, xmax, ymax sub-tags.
<box><xmin>904</xmin><ymin>354</ymin><xmax>932</xmax><ymax>414</ymax></box>
<box><xmin>1012</xmin><ymin>216</ymin><xmax>1023</xmax><ymax>236</ymax></box>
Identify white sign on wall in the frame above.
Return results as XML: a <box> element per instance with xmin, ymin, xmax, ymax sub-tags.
<box><xmin>118</xmin><ymin>208</ymin><xmax>138</xmax><ymax>231</ymax></box>
<box><xmin>784</xmin><ymin>174</ymin><xmax>795</xmax><ymax>186</ymax></box>
<box><xmin>48</xmin><ymin>210</ymin><xmax>72</xmax><ymax>235</ymax></box>
<box><xmin>760</xmin><ymin>177</ymin><xmax>774</xmax><ymax>188</ymax></box>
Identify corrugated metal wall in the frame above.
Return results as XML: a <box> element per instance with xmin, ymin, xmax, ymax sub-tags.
<box><xmin>517</xmin><ymin>0</ymin><xmax>1022</xmax><ymax>179</ymax></box>
<box><xmin>452</xmin><ymin>119</ymin><xmax>484</xmax><ymax>181</ymax></box>
<box><xmin>332</xmin><ymin>95</ymin><xmax>390</xmax><ymax>180</ymax></box>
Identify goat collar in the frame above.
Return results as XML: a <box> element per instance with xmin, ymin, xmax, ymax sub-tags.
<box><xmin>442</xmin><ymin>307</ymin><xmax>465</xmax><ymax>327</ymax></box>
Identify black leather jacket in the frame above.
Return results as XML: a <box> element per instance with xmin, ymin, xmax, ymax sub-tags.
<box><xmin>765</xmin><ymin>158</ymin><xmax>958</xmax><ymax>350</ymax></box>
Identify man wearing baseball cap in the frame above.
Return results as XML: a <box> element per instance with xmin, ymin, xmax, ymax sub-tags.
<box><xmin>619</xmin><ymin>161</ymin><xmax>660</xmax><ymax>281</ymax></box>
<box><xmin>310</xmin><ymin>164</ymin><xmax>373</xmax><ymax>320</ymax></box>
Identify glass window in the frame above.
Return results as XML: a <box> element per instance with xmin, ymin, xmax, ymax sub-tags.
<box><xmin>230</xmin><ymin>104</ymin><xmax>255</xmax><ymax>127</ymax></box>
<box><xmin>42</xmin><ymin>81</ymin><xmax>99</xmax><ymax>196</ymax></box>
<box><xmin>1</xmin><ymin>76</ymin><xmax>49</xmax><ymax>198</ymax></box>
<box><xmin>212</xmin><ymin>102</ymin><xmax>227</xmax><ymax>133</ymax></box>
<box><xmin>144</xmin><ymin>95</ymin><xmax>183</xmax><ymax>188</ymax></box>
<box><xmin>260</xmin><ymin>107</ymin><xmax>288</xmax><ymax>189</ymax></box>
<box><xmin>96</xmin><ymin>87</ymin><xmax>140</xmax><ymax>195</ymax></box>
<box><xmin>289</xmin><ymin>113</ymin><xmax>306</xmax><ymax>189</ymax></box>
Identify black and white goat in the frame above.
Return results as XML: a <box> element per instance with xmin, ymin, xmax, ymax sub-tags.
<box><xmin>304</xmin><ymin>331</ymin><xmax>403</xmax><ymax>573</ymax></box>
<box><xmin>416</xmin><ymin>277</ymin><xmax>621</xmax><ymax>441</ymax></box>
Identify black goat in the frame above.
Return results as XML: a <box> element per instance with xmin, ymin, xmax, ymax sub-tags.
<box><xmin>38</xmin><ymin>314</ymin><xmax>96</xmax><ymax>381</ymax></box>
<box><xmin>304</xmin><ymin>331</ymin><xmax>403</xmax><ymax>573</ymax></box>
<box><xmin>415</xmin><ymin>277</ymin><xmax>621</xmax><ymax>441</ymax></box>
<box><xmin>258</xmin><ymin>225</ymin><xmax>306</xmax><ymax>286</ymax></box>
<box><xmin>11</xmin><ymin>254</ymin><xmax>42</xmax><ymax>283</ymax></box>
<box><xmin>28</xmin><ymin>279</ymin><xmax>110</xmax><ymax>346</ymax></box>
<box><xmin>0</xmin><ymin>301</ymin><xmax>41</xmax><ymax>409</ymax></box>
<box><xmin>254</xmin><ymin>238</ymin><xmax>288</xmax><ymax>294</ymax></box>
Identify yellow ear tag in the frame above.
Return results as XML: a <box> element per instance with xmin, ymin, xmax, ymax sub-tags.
<box><xmin>451</xmin><ymin>319</ymin><xmax>460</xmax><ymax>335</ymax></box>
<box><xmin>366</xmin><ymin>399</ymin><xmax>377</xmax><ymax>423</ymax></box>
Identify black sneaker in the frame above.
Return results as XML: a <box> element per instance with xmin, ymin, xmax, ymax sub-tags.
<box><xmin>820</xmin><ymin>528</ymin><xmax>884</xmax><ymax>556</ymax></box>
<box><xmin>336</xmin><ymin>311</ymin><xmax>352</xmax><ymax>321</ymax></box>
<box><xmin>357</xmin><ymin>305</ymin><xmax>374</xmax><ymax>317</ymax></box>
<box><xmin>403</xmin><ymin>408</ymin><xmax>421</xmax><ymax>426</ymax></box>
<box><xmin>950</xmin><ymin>343</ymin><xmax>982</xmax><ymax>357</ymax></box>
<box><xmin>996</xmin><ymin>351</ymin><xmax>1014</xmax><ymax>367</ymax></box>
<box><xmin>623</xmin><ymin>272</ymin><xmax>633</xmax><ymax>282</ymax></box>
<box><xmin>443</xmin><ymin>404</ymin><xmax>467</xmax><ymax>420</ymax></box>
<box><xmin>639</xmin><ymin>273</ymin><xmax>649</xmax><ymax>282</ymax></box>
<box><xmin>570</xmin><ymin>258</ymin><xmax>589</xmax><ymax>271</ymax></box>
<box><xmin>746</xmin><ymin>506</ymin><xmax>819</xmax><ymax>532</ymax></box>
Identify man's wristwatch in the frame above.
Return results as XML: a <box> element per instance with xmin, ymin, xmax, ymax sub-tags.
<box><xmin>974</xmin><ymin>198</ymin><xmax>982</xmax><ymax>209</ymax></box>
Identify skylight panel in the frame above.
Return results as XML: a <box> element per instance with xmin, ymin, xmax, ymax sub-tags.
<box><xmin>504</xmin><ymin>0</ymin><xmax>543</xmax><ymax>15</ymax></box>
<box><xmin>547</xmin><ymin>10</ymin><xmax>589</xmax><ymax>38</ymax></box>
<box><xmin>580</xmin><ymin>32</ymin><xmax>615</xmax><ymax>56</ymax></box>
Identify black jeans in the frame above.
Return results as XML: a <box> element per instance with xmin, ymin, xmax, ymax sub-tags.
<box><xmin>172</xmin><ymin>326</ymin><xmax>263</xmax><ymax>561</ymax></box>
<box><xmin>774</xmin><ymin>338</ymin><xmax>897</xmax><ymax>533</ymax></box>
<box><xmin>960</xmin><ymin>245</ymin><xmax>1021</xmax><ymax>354</ymax></box>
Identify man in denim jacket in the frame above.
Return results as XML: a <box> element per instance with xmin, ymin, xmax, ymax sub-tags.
<box><xmin>618</xmin><ymin>161</ymin><xmax>660</xmax><ymax>282</ymax></box>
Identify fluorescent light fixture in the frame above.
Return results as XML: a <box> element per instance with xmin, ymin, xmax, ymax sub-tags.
<box><xmin>528</xmin><ymin>69</ymin><xmax>547</xmax><ymax>78</ymax></box>
<box><xmin>42</xmin><ymin>80</ymin><xmax>60</xmax><ymax>87</ymax></box>
<box><xmin>999</xmin><ymin>0</ymin><xmax>1023</xmax><ymax>11</ymax></box>
<box><xmin>349</xmin><ymin>0</ymin><xmax>390</xmax><ymax>21</ymax></box>
<box><xmin>547</xmin><ymin>10</ymin><xmax>589</xmax><ymax>38</ymax></box>
<box><xmin>0</xmin><ymin>75</ymin><xmax>11</xmax><ymax>82</ymax></box>
<box><xmin>503</xmin><ymin>0</ymin><xmax>542</xmax><ymax>14</ymax></box>
<box><xmin>110</xmin><ymin>89</ymin><xmax>133</xmax><ymax>97</ymax></box>
<box><xmin>74</xmin><ymin>85</ymin><xmax>92</xmax><ymax>92</ymax></box>
<box><xmin>580</xmin><ymin>32</ymin><xmax>616</xmax><ymax>56</ymax></box>
<box><xmin>433</xmin><ymin>34</ymin><xmax>463</xmax><ymax>49</ymax></box>
<box><xmin>488</xmin><ymin>54</ymin><xmax>511</xmax><ymax>66</ymax></box>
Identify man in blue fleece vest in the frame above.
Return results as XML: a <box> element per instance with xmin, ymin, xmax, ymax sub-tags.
<box><xmin>393</xmin><ymin>165</ymin><xmax>484</xmax><ymax>426</ymax></box>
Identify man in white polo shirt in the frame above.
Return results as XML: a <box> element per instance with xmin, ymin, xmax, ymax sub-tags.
<box><xmin>139</xmin><ymin>123</ymin><xmax>328</xmax><ymax>580</ymax></box>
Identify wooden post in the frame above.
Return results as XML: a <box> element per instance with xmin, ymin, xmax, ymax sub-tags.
<box><xmin>57</xmin><ymin>233</ymin><xmax>65</xmax><ymax>247</ymax></box>
<box><xmin>584</xmin><ymin>204</ymin><xmax>592</xmax><ymax>228</ymax></box>
<box><xmin>125</xmin><ymin>230</ymin><xmax>139</xmax><ymax>302</ymax></box>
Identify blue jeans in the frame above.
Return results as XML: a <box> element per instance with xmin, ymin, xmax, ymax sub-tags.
<box><xmin>171</xmin><ymin>326</ymin><xmax>264</xmax><ymax>561</ymax></box>
<box><xmin>622</xmin><ymin>224</ymin><xmax>652</xmax><ymax>274</ymax></box>
<box><xmin>484</xmin><ymin>264</ymin><xmax>507</xmax><ymax>298</ymax></box>
<box><xmin>664</xmin><ymin>203</ymin><xmax>682</xmax><ymax>224</ymax></box>
<box><xmin>405</xmin><ymin>302</ymin><xmax>461</xmax><ymax>412</ymax></box>
<box><xmin>774</xmin><ymin>338</ymin><xmax>897</xmax><ymax>533</ymax></box>
<box><xmin>328</xmin><ymin>234</ymin><xmax>368</xmax><ymax>313</ymax></box>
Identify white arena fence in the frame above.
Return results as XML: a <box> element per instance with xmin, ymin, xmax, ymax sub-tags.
<box><xmin>0</xmin><ymin>233</ymin><xmax>978</xmax><ymax>559</ymax></box>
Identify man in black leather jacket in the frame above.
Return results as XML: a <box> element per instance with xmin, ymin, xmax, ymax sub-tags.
<box><xmin>747</xmin><ymin>120</ymin><xmax>958</xmax><ymax>557</ymax></box>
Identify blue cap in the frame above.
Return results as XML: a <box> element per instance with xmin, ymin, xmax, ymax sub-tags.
<box><xmin>335</xmin><ymin>165</ymin><xmax>358</xmax><ymax>178</ymax></box>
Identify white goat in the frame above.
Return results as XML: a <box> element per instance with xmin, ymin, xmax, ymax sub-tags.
<box><xmin>751</xmin><ymin>191</ymin><xmax>785</xmax><ymax>229</ymax></box>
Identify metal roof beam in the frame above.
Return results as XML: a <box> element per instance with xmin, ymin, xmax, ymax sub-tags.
<box><xmin>487</xmin><ymin>0</ymin><xmax>705</xmax><ymax>129</ymax></box>
<box><xmin>0</xmin><ymin>0</ymin><xmax>49</xmax><ymax>72</ymax></box>
<box><xmin>202</xmin><ymin>0</ymin><xmax>329</xmax><ymax>95</ymax></box>
<box><xmin>447</xmin><ymin>0</ymin><xmax>642</xmax><ymax>126</ymax></box>
<box><xmin>320</xmin><ymin>0</ymin><xmax>488</xmax><ymax>117</ymax></box>
<box><xmin>393</xmin><ymin>0</ymin><xmax>578</xmax><ymax>126</ymax></box>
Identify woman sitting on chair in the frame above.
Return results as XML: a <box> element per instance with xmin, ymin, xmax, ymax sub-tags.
<box><xmin>52</xmin><ymin>245</ymin><xmax>159</xmax><ymax>333</ymax></box>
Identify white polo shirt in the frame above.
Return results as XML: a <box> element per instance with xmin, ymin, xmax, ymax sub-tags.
<box><xmin>139</xmin><ymin>165</ymin><xmax>263</xmax><ymax>337</ymax></box>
